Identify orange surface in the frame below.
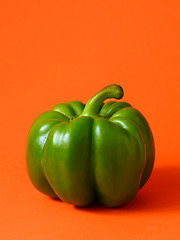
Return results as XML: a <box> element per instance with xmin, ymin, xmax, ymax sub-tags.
<box><xmin>0</xmin><ymin>1</ymin><xmax>180</xmax><ymax>239</ymax></box>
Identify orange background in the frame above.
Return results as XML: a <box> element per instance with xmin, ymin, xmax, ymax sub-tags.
<box><xmin>0</xmin><ymin>1</ymin><xmax>180</xmax><ymax>239</ymax></box>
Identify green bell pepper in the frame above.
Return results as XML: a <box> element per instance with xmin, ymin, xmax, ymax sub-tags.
<box><xmin>26</xmin><ymin>84</ymin><xmax>155</xmax><ymax>207</ymax></box>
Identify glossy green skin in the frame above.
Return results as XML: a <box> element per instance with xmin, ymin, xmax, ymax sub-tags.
<box><xmin>26</xmin><ymin>99</ymin><xmax>155</xmax><ymax>207</ymax></box>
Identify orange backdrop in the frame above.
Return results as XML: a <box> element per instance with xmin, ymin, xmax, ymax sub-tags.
<box><xmin>0</xmin><ymin>1</ymin><xmax>180</xmax><ymax>239</ymax></box>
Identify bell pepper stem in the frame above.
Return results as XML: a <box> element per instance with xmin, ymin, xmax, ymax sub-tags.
<box><xmin>80</xmin><ymin>84</ymin><xmax>124</xmax><ymax>117</ymax></box>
